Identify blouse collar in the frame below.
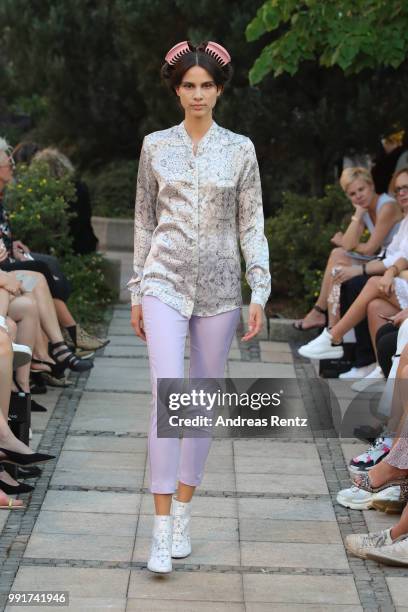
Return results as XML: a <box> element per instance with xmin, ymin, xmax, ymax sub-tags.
<box><xmin>178</xmin><ymin>120</ymin><xmax>218</xmax><ymax>151</ymax></box>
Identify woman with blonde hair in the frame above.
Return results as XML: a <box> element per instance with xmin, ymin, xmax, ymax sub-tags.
<box><xmin>294</xmin><ymin>167</ymin><xmax>401</xmax><ymax>339</ymax></box>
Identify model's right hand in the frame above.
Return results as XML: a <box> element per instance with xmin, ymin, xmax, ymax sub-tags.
<box><xmin>131</xmin><ymin>305</ymin><xmax>146</xmax><ymax>341</ymax></box>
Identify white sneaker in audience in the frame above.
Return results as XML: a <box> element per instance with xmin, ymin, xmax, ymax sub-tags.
<box><xmin>346</xmin><ymin>528</ymin><xmax>393</xmax><ymax>559</ymax></box>
<box><xmin>366</xmin><ymin>533</ymin><xmax>408</xmax><ymax>566</ymax></box>
<box><xmin>351</xmin><ymin>365</ymin><xmax>385</xmax><ymax>392</ymax></box>
<box><xmin>339</xmin><ymin>363</ymin><xmax>376</xmax><ymax>379</ymax></box>
<box><xmin>337</xmin><ymin>485</ymin><xmax>401</xmax><ymax>510</ymax></box>
<box><xmin>298</xmin><ymin>328</ymin><xmax>343</xmax><ymax>360</ymax></box>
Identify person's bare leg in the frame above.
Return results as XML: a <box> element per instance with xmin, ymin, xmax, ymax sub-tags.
<box><xmin>53</xmin><ymin>299</ymin><xmax>76</xmax><ymax>327</ymax></box>
<box><xmin>295</xmin><ymin>248</ymin><xmax>352</xmax><ymax>328</ymax></box>
<box><xmin>330</xmin><ymin>276</ymin><xmax>400</xmax><ymax>343</ymax></box>
<box><xmin>367</xmin><ymin>298</ymin><xmax>400</xmax><ymax>361</ymax></box>
<box><xmin>0</xmin><ymin>288</ymin><xmax>10</xmax><ymax>318</ymax></box>
<box><xmin>154</xmin><ymin>494</ymin><xmax>173</xmax><ymax>515</ymax></box>
<box><xmin>31</xmin><ymin>323</ymin><xmax>55</xmax><ymax>371</ymax></box>
<box><xmin>390</xmin><ymin>502</ymin><xmax>408</xmax><ymax>540</ymax></box>
<box><xmin>8</xmin><ymin>295</ymin><xmax>38</xmax><ymax>393</ymax></box>
<box><xmin>354</xmin><ymin>350</ymin><xmax>408</xmax><ymax>489</ymax></box>
<box><xmin>8</xmin><ymin>271</ymin><xmax>64</xmax><ymax>344</ymax></box>
<box><xmin>0</xmin><ymin>332</ymin><xmax>36</xmax><ymax>456</ymax></box>
<box><xmin>176</xmin><ymin>482</ymin><xmax>195</xmax><ymax>503</ymax></box>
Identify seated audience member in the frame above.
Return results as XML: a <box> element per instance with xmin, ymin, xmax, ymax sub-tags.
<box><xmin>298</xmin><ymin>168</ymin><xmax>408</xmax><ymax>361</ymax></box>
<box><xmin>294</xmin><ymin>167</ymin><xmax>402</xmax><ymax>331</ymax></box>
<box><xmin>32</xmin><ymin>147</ymin><xmax>98</xmax><ymax>256</ymax></box>
<box><xmin>0</xmin><ymin>323</ymin><xmax>55</xmax><ymax>508</ymax></box>
<box><xmin>0</xmin><ymin>137</ymin><xmax>107</xmax><ymax>352</ymax></box>
<box><xmin>344</xmin><ymin>340</ymin><xmax>408</xmax><ymax>567</ymax></box>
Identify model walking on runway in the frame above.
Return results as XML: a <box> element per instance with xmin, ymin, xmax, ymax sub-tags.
<box><xmin>128</xmin><ymin>40</ymin><xmax>271</xmax><ymax>573</ymax></box>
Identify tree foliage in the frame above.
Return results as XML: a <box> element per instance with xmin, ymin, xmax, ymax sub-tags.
<box><xmin>246</xmin><ymin>0</ymin><xmax>408</xmax><ymax>83</ymax></box>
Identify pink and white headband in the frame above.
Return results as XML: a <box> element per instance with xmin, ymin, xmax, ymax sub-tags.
<box><xmin>165</xmin><ymin>41</ymin><xmax>231</xmax><ymax>67</ymax></box>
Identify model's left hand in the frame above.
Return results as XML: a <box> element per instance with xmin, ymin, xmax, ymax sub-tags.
<box><xmin>241</xmin><ymin>303</ymin><xmax>263</xmax><ymax>342</ymax></box>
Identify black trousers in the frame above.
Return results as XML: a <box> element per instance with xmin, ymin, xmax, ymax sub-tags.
<box><xmin>340</xmin><ymin>275</ymin><xmax>375</xmax><ymax>367</ymax></box>
<box><xmin>1</xmin><ymin>257</ymin><xmax>71</xmax><ymax>302</ymax></box>
<box><xmin>376</xmin><ymin>322</ymin><xmax>398</xmax><ymax>378</ymax></box>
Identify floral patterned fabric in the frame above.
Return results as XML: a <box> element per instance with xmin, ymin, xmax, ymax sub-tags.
<box><xmin>127</xmin><ymin>121</ymin><xmax>271</xmax><ymax>318</ymax></box>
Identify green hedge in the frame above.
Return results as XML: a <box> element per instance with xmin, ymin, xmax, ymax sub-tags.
<box><xmin>5</xmin><ymin>163</ymin><xmax>114</xmax><ymax>325</ymax></box>
<box><xmin>265</xmin><ymin>185</ymin><xmax>351</xmax><ymax>308</ymax></box>
<box><xmin>84</xmin><ymin>160</ymin><xmax>136</xmax><ymax>219</ymax></box>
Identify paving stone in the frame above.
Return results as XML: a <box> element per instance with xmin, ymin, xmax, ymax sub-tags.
<box><xmin>12</xmin><ymin>566</ymin><xmax>130</xmax><ymax>597</ymax></box>
<box><xmin>33</xmin><ymin>510</ymin><xmax>137</xmax><ymax>537</ymax></box>
<box><xmin>239</xmin><ymin>518</ymin><xmax>342</xmax><ymax>543</ymax></box>
<box><xmin>233</xmin><ymin>440</ymin><xmax>320</xmax><ymax>460</ymax></box>
<box><xmin>387</xmin><ymin>578</ymin><xmax>408</xmax><ymax>607</ymax></box>
<box><xmin>24</xmin><ymin>532</ymin><xmax>133</xmax><ymax>562</ymax></box>
<box><xmin>243</xmin><ymin>575</ymin><xmax>360</xmax><ymax>605</ymax></box>
<box><xmin>238</xmin><ymin>498</ymin><xmax>336</xmax><ymax>522</ymax></box>
<box><xmin>363</xmin><ymin>508</ymin><xmax>400</xmax><ymax>533</ymax></box>
<box><xmin>126</xmin><ymin>601</ymin><xmax>245</xmax><ymax>611</ymax></box>
<box><xmin>55</xmin><ymin>450</ymin><xmax>145</xmax><ymax>471</ymax></box>
<box><xmin>241</xmin><ymin>541</ymin><xmax>348</xmax><ymax>569</ymax></box>
<box><xmin>42</xmin><ymin>490</ymin><xmax>141</xmax><ymax>515</ymax></box>
<box><xmin>51</xmin><ymin>467</ymin><xmax>144</xmax><ymax>488</ymax></box>
<box><xmin>63</xmin><ymin>435</ymin><xmax>148</xmax><ymax>453</ymax></box>
<box><xmin>86</xmin><ymin>363</ymin><xmax>151</xmax><ymax>393</ymax></box>
<box><xmin>5</xmin><ymin>599</ymin><xmax>126</xmax><ymax>612</ymax></box>
<box><xmin>133</xmin><ymin>536</ymin><xmax>240</xmax><ymax>565</ymax></box>
<box><xmin>234</xmin><ymin>455</ymin><xmax>323</xmax><ymax>476</ymax></box>
<box><xmin>109</xmin><ymin>334</ymin><xmax>146</xmax><ymax>347</ymax></box>
<box><xmin>71</xmin><ymin>392</ymin><xmax>150</xmax><ymax>432</ymax></box>
<box><xmin>235</xmin><ymin>472</ymin><xmax>328</xmax><ymax>495</ymax></box>
<box><xmin>136</xmin><ymin>515</ymin><xmax>239</xmax><ymax>541</ymax></box>
<box><xmin>139</xmin><ymin>494</ymin><xmax>238</xmax><ymax>518</ymax></box>
<box><xmin>103</xmin><ymin>344</ymin><xmax>150</xmax><ymax>357</ymax></box>
<box><xmin>245</xmin><ymin>605</ymin><xmax>362</xmax><ymax>611</ymax></box>
<box><xmin>259</xmin><ymin>341</ymin><xmax>292</xmax><ymax>353</ymax></box>
<box><xmin>128</xmin><ymin>570</ymin><xmax>244</xmax><ymax>601</ymax></box>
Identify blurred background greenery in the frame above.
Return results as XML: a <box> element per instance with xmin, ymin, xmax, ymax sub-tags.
<box><xmin>2</xmin><ymin>0</ymin><xmax>408</xmax><ymax>312</ymax></box>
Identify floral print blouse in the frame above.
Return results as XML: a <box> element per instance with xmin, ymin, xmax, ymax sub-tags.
<box><xmin>127</xmin><ymin>121</ymin><xmax>271</xmax><ymax>317</ymax></box>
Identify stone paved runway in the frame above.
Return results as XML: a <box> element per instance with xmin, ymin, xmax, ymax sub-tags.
<box><xmin>0</xmin><ymin>304</ymin><xmax>407</xmax><ymax>611</ymax></box>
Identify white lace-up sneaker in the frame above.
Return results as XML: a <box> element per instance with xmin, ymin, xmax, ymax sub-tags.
<box><xmin>366</xmin><ymin>532</ymin><xmax>408</xmax><ymax>566</ymax></box>
<box><xmin>298</xmin><ymin>328</ymin><xmax>343</xmax><ymax>360</ymax></box>
<box><xmin>351</xmin><ymin>365</ymin><xmax>385</xmax><ymax>392</ymax></box>
<box><xmin>339</xmin><ymin>363</ymin><xmax>376</xmax><ymax>379</ymax></box>
<box><xmin>337</xmin><ymin>485</ymin><xmax>401</xmax><ymax>510</ymax></box>
<box><xmin>171</xmin><ymin>497</ymin><xmax>192</xmax><ymax>558</ymax></box>
<box><xmin>346</xmin><ymin>528</ymin><xmax>393</xmax><ymax>559</ymax></box>
<box><xmin>348</xmin><ymin>436</ymin><xmax>393</xmax><ymax>474</ymax></box>
<box><xmin>147</xmin><ymin>515</ymin><xmax>173</xmax><ymax>573</ymax></box>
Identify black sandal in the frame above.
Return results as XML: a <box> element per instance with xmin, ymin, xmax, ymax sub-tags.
<box><xmin>50</xmin><ymin>342</ymin><xmax>93</xmax><ymax>373</ymax></box>
<box><xmin>293</xmin><ymin>305</ymin><xmax>328</xmax><ymax>331</ymax></box>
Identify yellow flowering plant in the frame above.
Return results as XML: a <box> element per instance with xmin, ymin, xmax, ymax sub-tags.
<box><xmin>5</xmin><ymin>161</ymin><xmax>75</xmax><ymax>257</ymax></box>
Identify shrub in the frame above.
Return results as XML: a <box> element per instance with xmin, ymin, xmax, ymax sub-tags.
<box><xmin>5</xmin><ymin>163</ymin><xmax>114</xmax><ymax>325</ymax></box>
<box><xmin>61</xmin><ymin>253</ymin><xmax>114</xmax><ymax>325</ymax></box>
<box><xmin>84</xmin><ymin>159</ymin><xmax>136</xmax><ymax>219</ymax></box>
<box><xmin>265</xmin><ymin>184</ymin><xmax>351</xmax><ymax>308</ymax></box>
<box><xmin>5</xmin><ymin>161</ymin><xmax>75</xmax><ymax>257</ymax></box>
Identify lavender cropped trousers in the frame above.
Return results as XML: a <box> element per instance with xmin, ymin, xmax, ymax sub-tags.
<box><xmin>142</xmin><ymin>295</ymin><xmax>240</xmax><ymax>494</ymax></box>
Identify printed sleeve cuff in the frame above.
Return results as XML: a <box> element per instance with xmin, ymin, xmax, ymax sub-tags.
<box><xmin>250</xmin><ymin>291</ymin><xmax>269</xmax><ymax>308</ymax></box>
<box><xmin>130</xmin><ymin>291</ymin><xmax>142</xmax><ymax>307</ymax></box>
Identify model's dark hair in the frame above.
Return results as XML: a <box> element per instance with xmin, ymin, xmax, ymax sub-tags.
<box><xmin>161</xmin><ymin>41</ymin><xmax>233</xmax><ymax>94</ymax></box>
